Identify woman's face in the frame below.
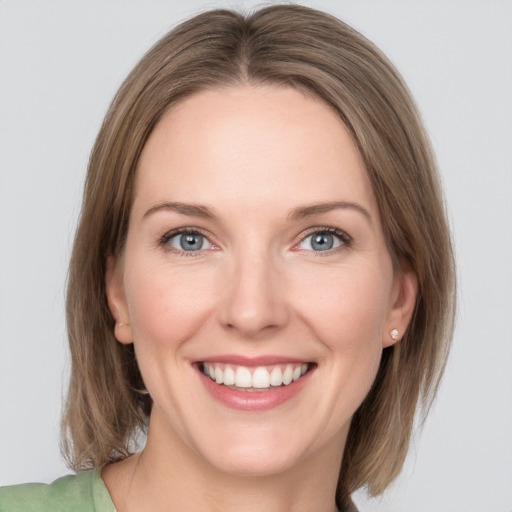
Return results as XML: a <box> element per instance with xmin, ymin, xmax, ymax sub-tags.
<box><xmin>107</xmin><ymin>85</ymin><xmax>415</xmax><ymax>477</ymax></box>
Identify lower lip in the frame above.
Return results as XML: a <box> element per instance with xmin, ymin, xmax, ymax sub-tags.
<box><xmin>197</xmin><ymin>367</ymin><xmax>313</xmax><ymax>411</ymax></box>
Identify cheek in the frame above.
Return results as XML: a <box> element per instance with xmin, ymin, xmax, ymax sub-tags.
<box><xmin>124</xmin><ymin>259</ymin><xmax>218</xmax><ymax>352</ymax></box>
<box><xmin>280</xmin><ymin>260</ymin><xmax>394</xmax><ymax>441</ymax></box>
<box><xmin>303</xmin><ymin>266</ymin><xmax>392</xmax><ymax>420</ymax></box>
<box><xmin>293</xmin><ymin>261</ymin><xmax>393</xmax><ymax>364</ymax></box>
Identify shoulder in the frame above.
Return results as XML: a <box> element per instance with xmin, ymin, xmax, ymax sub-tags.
<box><xmin>0</xmin><ymin>469</ymin><xmax>115</xmax><ymax>512</ymax></box>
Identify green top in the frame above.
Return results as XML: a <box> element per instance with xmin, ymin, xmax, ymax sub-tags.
<box><xmin>0</xmin><ymin>470</ymin><xmax>359</xmax><ymax>512</ymax></box>
<box><xmin>0</xmin><ymin>469</ymin><xmax>116</xmax><ymax>512</ymax></box>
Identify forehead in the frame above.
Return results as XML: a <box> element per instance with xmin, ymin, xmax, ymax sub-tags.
<box><xmin>134</xmin><ymin>85</ymin><xmax>378</xmax><ymax>218</ymax></box>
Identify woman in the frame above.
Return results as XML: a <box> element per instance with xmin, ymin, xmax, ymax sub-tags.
<box><xmin>0</xmin><ymin>4</ymin><xmax>455</xmax><ymax>511</ymax></box>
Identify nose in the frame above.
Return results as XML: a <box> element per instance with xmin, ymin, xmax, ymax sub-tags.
<box><xmin>218</xmin><ymin>249</ymin><xmax>289</xmax><ymax>339</ymax></box>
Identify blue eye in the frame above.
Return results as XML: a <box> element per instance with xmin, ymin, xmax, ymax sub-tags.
<box><xmin>299</xmin><ymin>230</ymin><xmax>346</xmax><ymax>252</ymax></box>
<box><xmin>167</xmin><ymin>232</ymin><xmax>213</xmax><ymax>252</ymax></box>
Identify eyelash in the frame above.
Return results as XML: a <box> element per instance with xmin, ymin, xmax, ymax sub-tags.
<box><xmin>296</xmin><ymin>227</ymin><xmax>352</xmax><ymax>255</ymax></box>
<box><xmin>158</xmin><ymin>227</ymin><xmax>214</xmax><ymax>257</ymax></box>
<box><xmin>157</xmin><ymin>226</ymin><xmax>352</xmax><ymax>256</ymax></box>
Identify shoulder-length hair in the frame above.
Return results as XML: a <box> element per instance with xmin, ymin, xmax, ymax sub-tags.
<box><xmin>61</xmin><ymin>4</ymin><xmax>456</xmax><ymax>504</ymax></box>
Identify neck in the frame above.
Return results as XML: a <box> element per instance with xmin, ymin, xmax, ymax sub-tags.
<box><xmin>103</xmin><ymin>409</ymin><xmax>345</xmax><ymax>512</ymax></box>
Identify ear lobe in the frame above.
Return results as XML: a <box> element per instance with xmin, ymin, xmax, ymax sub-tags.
<box><xmin>105</xmin><ymin>256</ymin><xmax>133</xmax><ymax>344</ymax></box>
<box><xmin>383</xmin><ymin>266</ymin><xmax>418</xmax><ymax>348</ymax></box>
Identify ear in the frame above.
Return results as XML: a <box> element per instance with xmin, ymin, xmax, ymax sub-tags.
<box><xmin>105</xmin><ymin>255</ymin><xmax>133</xmax><ymax>344</ymax></box>
<box><xmin>383</xmin><ymin>265</ymin><xmax>418</xmax><ymax>348</ymax></box>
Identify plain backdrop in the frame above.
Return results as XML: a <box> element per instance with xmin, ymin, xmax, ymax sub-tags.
<box><xmin>0</xmin><ymin>1</ymin><xmax>511</xmax><ymax>511</ymax></box>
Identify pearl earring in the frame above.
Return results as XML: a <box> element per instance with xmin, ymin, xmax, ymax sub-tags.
<box><xmin>390</xmin><ymin>328</ymin><xmax>399</xmax><ymax>341</ymax></box>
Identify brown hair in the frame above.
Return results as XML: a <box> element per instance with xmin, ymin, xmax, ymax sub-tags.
<box><xmin>61</xmin><ymin>4</ymin><xmax>456</xmax><ymax>503</ymax></box>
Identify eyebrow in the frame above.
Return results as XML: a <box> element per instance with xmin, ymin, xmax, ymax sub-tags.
<box><xmin>143</xmin><ymin>200</ymin><xmax>372</xmax><ymax>225</ymax></box>
<box><xmin>288</xmin><ymin>201</ymin><xmax>373</xmax><ymax>225</ymax></box>
<box><xmin>143</xmin><ymin>202</ymin><xmax>216</xmax><ymax>219</ymax></box>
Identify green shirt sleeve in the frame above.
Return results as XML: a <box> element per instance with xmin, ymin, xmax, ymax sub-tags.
<box><xmin>0</xmin><ymin>469</ymin><xmax>116</xmax><ymax>512</ymax></box>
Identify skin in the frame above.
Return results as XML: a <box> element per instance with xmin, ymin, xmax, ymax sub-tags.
<box><xmin>104</xmin><ymin>85</ymin><xmax>417</xmax><ymax>512</ymax></box>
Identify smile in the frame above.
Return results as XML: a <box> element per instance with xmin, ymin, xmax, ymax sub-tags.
<box><xmin>201</xmin><ymin>362</ymin><xmax>310</xmax><ymax>391</ymax></box>
<box><xmin>195</xmin><ymin>358</ymin><xmax>316</xmax><ymax>411</ymax></box>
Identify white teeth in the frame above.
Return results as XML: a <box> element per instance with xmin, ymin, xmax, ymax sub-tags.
<box><xmin>202</xmin><ymin>362</ymin><xmax>310</xmax><ymax>390</ymax></box>
<box><xmin>252</xmin><ymin>367</ymin><xmax>270</xmax><ymax>388</ymax></box>
<box><xmin>282</xmin><ymin>365</ymin><xmax>293</xmax><ymax>385</ymax></box>
<box><xmin>214</xmin><ymin>366</ymin><xmax>224</xmax><ymax>384</ymax></box>
<box><xmin>235</xmin><ymin>367</ymin><xmax>252</xmax><ymax>388</ymax></box>
<box><xmin>223</xmin><ymin>366</ymin><xmax>235</xmax><ymax>385</ymax></box>
<box><xmin>270</xmin><ymin>367</ymin><xmax>283</xmax><ymax>386</ymax></box>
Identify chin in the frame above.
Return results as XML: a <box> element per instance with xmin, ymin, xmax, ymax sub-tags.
<box><xmin>200</xmin><ymin>441</ymin><xmax>305</xmax><ymax>478</ymax></box>
<box><xmin>185</xmin><ymin>413</ymin><xmax>340</xmax><ymax>479</ymax></box>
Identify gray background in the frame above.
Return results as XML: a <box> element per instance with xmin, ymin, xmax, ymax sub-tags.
<box><xmin>1</xmin><ymin>1</ymin><xmax>511</xmax><ymax>511</ymax></box>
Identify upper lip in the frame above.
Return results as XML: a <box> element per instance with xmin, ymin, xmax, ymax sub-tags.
<box><xmin>194</xmin><ymin>354</ymin><xmax>312</xmax><ymax>366</ymax></box>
